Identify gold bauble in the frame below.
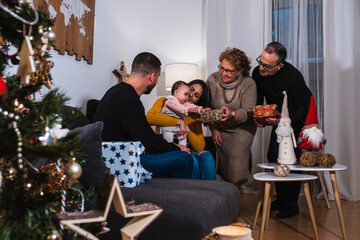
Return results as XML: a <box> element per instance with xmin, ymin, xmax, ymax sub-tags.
<box><xmin>65</xmin><ymin>157</ymin><xmax>82</xmax><ymax>180</ymax></box>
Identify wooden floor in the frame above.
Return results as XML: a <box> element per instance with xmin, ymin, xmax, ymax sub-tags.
<box><xmin>236</xmin><ymin>194</ymin><xmax>360</xmax><ymax>240</ymax></box>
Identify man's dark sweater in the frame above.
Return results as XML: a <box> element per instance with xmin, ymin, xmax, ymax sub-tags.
<box><xmin>93</xmin><ymin>82</ymin><xmax>179</xmax><ymax>154</ymax></box>
<box><xmin>252</xmin><ymin>61</ymin><xmax>312</xmax><ymax>137</ymax></box>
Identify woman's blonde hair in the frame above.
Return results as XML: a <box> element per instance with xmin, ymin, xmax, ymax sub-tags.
<box><xmin>219</xmin><ymin>47</ymin><xmax>251</xmax><ymax>77</ymax></box>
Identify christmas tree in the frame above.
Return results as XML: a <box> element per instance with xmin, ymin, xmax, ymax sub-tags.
<box><xmin>0</xmin><ymin>1</ymin><xmax>97</xmax><ymax>239</ymax></box>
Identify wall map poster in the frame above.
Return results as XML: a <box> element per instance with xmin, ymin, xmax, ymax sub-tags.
<box><xmin>34</xmin><ymin>0</ymin><xmax>95</xmax><ymax>64</ymax></box>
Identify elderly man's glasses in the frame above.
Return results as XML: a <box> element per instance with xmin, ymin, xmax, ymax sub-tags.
<box><xmin>218</xmin><ymin>64</ymin><xmax>238</xmax><ymax>75</ymax></box>
<box><xmin>256</xmin><ymin>56</ymin><xmax>280</xmax><ymax>71</ymax></box>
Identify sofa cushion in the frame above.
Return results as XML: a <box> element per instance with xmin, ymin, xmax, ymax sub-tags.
<box><xmin>102</xmin><ymin>178</ymin><xmax>240</xmax><ymax>240</ymax></box>
<box><xmin>75</xmin><ymin>121</ymin><xmax>109</xmax><ymax>191</ymax></box>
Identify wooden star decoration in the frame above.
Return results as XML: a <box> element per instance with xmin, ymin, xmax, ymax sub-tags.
<box><xmin>17</xmin><ymin>36</ymin><xmax>36</xmax><ymax>85</ymax></box>
<box><xmin>59</xmin><ymin>172</ymin><xmax>162</xmax><ymax>240</ymax></box>
<box><xmin>112</xmin><ymin>61</ymin><xmax>130</xmax><ymax>83</ymax></box>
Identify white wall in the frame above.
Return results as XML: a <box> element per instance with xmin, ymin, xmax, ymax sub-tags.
<box><xmin>44</xmin><ymin>0</ymin><xmax>203</xmax><ymax>114</ymax></box>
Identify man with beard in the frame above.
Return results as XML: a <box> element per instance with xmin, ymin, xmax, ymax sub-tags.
<box><xmin>94</xmin><ymin>52</ymin><xmax>194</xmax><ymax>179</ymax></box>
<box><xmin>252</xmin><ymin>42</ymin><xmax>313</xmax><ymax>218</ymax></box>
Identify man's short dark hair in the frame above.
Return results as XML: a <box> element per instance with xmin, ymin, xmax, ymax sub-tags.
<box><xmin>131</xmin><ymin>52</ymin><xmax>162</xmax><ymax>76</ymax></box>
<box><xmin>264</xmin><ymin>42</ymin><xmax>287</xmax><ymax>63</ymax></box>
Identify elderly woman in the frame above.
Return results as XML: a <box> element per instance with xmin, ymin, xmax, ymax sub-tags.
<box><xmin>207</xmin><ymin>47</ymin><xmax>257</xmax><ymax>188</ymax></box>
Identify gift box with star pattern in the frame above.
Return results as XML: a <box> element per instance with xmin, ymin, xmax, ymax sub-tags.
<box><xmin>102</xmin><ymin>141</ymin><xmax>152</xmax><ymax>188</ymax></box>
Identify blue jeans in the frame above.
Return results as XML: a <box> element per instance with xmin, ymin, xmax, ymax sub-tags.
<box><xmin>140</xmin><ymin>151</ymin><xmax>194</xmax><ymax>179</ymax></box>
<box><xmin>191</xmin><ymin>151</ymin><xmax>216</xmax><ymax>180</ymax></box>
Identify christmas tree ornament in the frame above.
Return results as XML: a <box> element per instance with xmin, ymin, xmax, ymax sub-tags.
<box><xmin>300</xmin><ymin>152</ymin><xmax>316</xmax><ymax>167</ymax></box>
<box><xmin>0</xmin><ymin>75</ymin><xmax>7</xmax><ymax>97</ymax></box>
<box><xmin>319</xmin><ymin>153</ymin><xmax>336</xmax><ymax>168</ymax></box>
<box><xmin>49</xmin><ymin>124</ymin><xmax>69</xmax><ymax>142</ymax></box>
<box><xmin>276</xmin><ymin>91</ymin><xmax>297</xmax><ymax>165</ymax></box>
<box><xmin>39</xmin><ymin>162</ymin><xmax>66</xmax><ymax>194</ymax></box>
<box><xmin>65</xmin><ymin>156</ymin><xmax>82</xmax><ymax>186</ymax></box>
<box><xmin>4</xmin><ymin>166</ymin><xmax>17</xmax><ymax>180</ymax></box>
<box><xmin>46</xmin><ymin>229</ymin><xmax>62</xmax><ymax>240</ymax></box>
<box><xmin>0</xmin><ymin>35</ymin><xmax>3</xmax><ymax>45</ymax></box>
<box><xmin>274</xmin><ymin>164</ymin><xmax>290</xmax><ymax>177</ymax></box>
<box><xmin>24</xmin><ymin>181</ymin><xmax>32</xmax><ymax>190</ymax></box>
<box><xmin>47</xmin><ymin>27</ymin><xmax>56</xmax><ymax>42</ymax></box>
<box><xmin>39</xmin><ymin>126</ymin><xmax>55</xmax><ymax>145</ymax></box>
<box><xmin>17</xmin><ymin>36</ymin><xmax>36</xmax><ymax>85</ymax></box>
<box><xmin>29</xmin><ymin>47</ymin><xmax>54</xmax><ymax>88</ymax></box>
<box><xmin>38</xmin><ymin>25</ymin><xmax>44</xmax><ymax>34</ymax></box>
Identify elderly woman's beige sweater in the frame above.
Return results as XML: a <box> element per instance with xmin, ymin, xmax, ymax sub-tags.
<box><xmin>207</xmin><ymin>72</ymin><xmax>257</xmax><ymax>187</ymax></box>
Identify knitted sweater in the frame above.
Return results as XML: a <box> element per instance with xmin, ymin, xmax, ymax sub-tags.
<box><xmin>252</xmin><ymin>61</ymin><xmax>312</xmax><ymax>137</ymax></box>
<box><xmin>93</xmin><ymin>83</ymin><xmax>179</xmax><ymax>154</ymax></box>
<box><xmin>147</xmin><ymin>97</ymin><xmax>205</xmax><ymax>152</ymax></box>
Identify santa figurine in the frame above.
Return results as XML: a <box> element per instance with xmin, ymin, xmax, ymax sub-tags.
<box><xmin>297</xmin><ymin>96</ymin><xmax>326</xmax><ymax>153</ymax></box>
<box><xmin>276</xmin><ymin>91</ymin><xmax>297</xmax><ymax>165</ymax></box>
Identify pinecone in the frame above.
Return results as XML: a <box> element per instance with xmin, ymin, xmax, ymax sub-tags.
<box><xmin>313</xmin><ymin>152</ymin><xmax>323</xmax><ymax>166</ymax></box>
<box><xmin>300</xmin><ymin>152</ymin><xmax>316</xmax><ymax>167</ymax></box>
<box><xmin>319</xmin><ymin>153</ymin><xmax>336</xmax><ymax>168</ymax></box>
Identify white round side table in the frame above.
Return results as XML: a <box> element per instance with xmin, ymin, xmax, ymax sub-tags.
<box><xmin>253</xmin><ymin>172</ymin><xmax>319</xmax><ymax>240</ymax></box>
<box><xmin>257</xmin><ymin>163</ymin><xmax>348</xmax><ymax>240</ymax></box>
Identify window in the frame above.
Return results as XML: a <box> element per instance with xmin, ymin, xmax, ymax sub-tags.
<box><xmin>272</xmin><ymin>0</ymin><xmax>324</xmax><ymax>125</ymax></box>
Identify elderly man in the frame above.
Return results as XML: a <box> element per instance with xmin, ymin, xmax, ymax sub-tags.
<box><xmin>252</xmin><ymin>42</ymin><xmax>314</xmax><ymax>218</ymax></box>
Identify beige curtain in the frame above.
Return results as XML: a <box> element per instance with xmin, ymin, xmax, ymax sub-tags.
<box><xmin>202</xmin><ymin>0</ymin><xmax>272</xmax><ymax>193</ymax></box>
<box><xmin>323</xmin><ymin>0</ymin><xmax>360</xmax><ymax>201</ymax></box>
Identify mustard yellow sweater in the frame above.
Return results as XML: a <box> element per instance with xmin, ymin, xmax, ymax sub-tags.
<box><xmin>146</xmin><ymin>97</ymin><xmax>205</xmax><ymax>152</ymax></box>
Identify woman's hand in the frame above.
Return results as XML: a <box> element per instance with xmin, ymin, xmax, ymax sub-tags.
<box><xmin>174</xmin><ymin>119</ymin><xmax>187</xmax><ymax>140</ymax></box>
<box><xmin>176</xmin><ymin>144</ymin><xmax>191</xmax><ymax>153</ymax></box>
<box><xmin>211</xmin><ymin>128</ymin><xmax>222</xmax><ymax>146</ymax></box>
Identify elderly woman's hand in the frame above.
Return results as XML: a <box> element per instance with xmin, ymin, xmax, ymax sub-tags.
<box><xmin>220</xmin><ymin>107</ymin><xmax>233</xmax><ymax>121</ymax></box>
<box><xmin>211</xmin><ymin>128</ymin><xmax>222</xmax><ymax>146</ymax></box>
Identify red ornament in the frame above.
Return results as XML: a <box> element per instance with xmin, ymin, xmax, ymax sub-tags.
<box><xmin>0</xmin><ymin>75</ymin><xmax>7</xmax><ymax>95</ymax></box>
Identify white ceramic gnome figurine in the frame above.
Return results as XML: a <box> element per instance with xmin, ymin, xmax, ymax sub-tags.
<box><xmin>276</xmin><ymin>91</ymin><xmax>297</xmax><ymax>164</ymax></box>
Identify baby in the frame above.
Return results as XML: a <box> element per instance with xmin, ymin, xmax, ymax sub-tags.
<box><xmin>160</xmin><ymin>80</ymin><xmax>204</xmax><ymax>145</ymax></box>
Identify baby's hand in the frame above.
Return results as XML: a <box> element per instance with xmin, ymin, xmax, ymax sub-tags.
<box><xmin>188</xmin><ymin>107</ymin><xmax>198</xmax><ymax>113</ymax></box>
<box><xmin>199</xmin><ymin>108</ymin><xmax>206</xmax><ymax>114</ymax></box>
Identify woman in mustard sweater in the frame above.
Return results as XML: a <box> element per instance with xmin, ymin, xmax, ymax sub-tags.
<box><xmin>147</xmin><ymin>79</ymin><xmax>216</xmax><ymax>180</ymax></box>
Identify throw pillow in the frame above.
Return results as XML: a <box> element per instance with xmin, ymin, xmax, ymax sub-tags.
<box><xmin>74</xmin><ymin>121</ymin><xmax>109</xmax><ymax>191</ymax></box>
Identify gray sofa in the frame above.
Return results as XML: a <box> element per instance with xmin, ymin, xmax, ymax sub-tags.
<box><xmin>64</xmin><ymin>104</ymin><xmax>241</xmax><ymax>240</ymax></box>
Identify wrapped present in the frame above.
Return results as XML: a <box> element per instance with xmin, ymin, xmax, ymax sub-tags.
<box><xmin>253</xmin><ymin>104</ymin><xmax>277</xmax><ymax>118</ymax></box>
<box><xmin>200</xmin><ymin>109</ymin><xmax>224</xmax><ymax>123</ymax></box>
<box><xmin>102</xmin><ymin>141</ymin><xmax>152</xmax><ymax>188</ymax></box>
